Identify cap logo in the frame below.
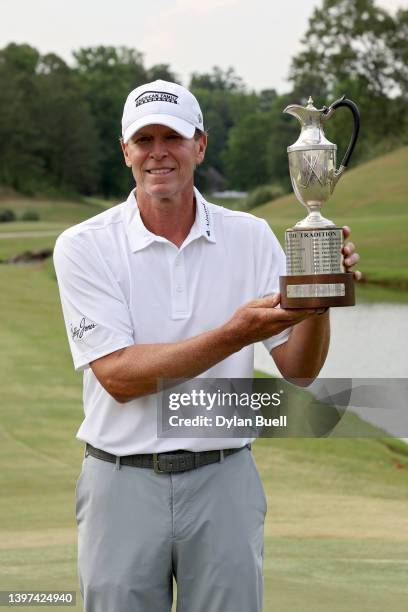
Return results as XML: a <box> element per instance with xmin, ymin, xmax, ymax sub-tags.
<box><xmin>134</xmin><ymin>90</ymin><xmax>179</xmax><ymax>108</ymax></box>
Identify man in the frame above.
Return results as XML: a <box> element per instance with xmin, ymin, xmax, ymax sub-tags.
<box><xmin>53</xmin><ymin>80</ymin><xmax>360</xmax><ymax>612</ymax></box>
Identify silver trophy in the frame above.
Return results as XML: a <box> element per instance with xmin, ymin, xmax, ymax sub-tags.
<box><xmin>279</xmin><ymin>95</ymin><xmax>360</xmax><ymax>308</ymax></box>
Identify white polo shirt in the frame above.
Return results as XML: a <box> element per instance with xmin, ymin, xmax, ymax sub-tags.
<box><xmin>53</xmin><ymin>188</ymin><xmax>290</xmax><ymax>455</ymax></box>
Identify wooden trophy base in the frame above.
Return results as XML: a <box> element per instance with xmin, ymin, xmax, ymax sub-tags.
<box><xmin>280</xmin><ymin>273</ymin><xmax>355</xmax><ymax>308</ymax></box>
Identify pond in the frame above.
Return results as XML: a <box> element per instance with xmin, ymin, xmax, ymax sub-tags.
<box><xmin>254</xmin><ymin>303</ymin><xmax>408</xmax><ymax>440</ymax></box>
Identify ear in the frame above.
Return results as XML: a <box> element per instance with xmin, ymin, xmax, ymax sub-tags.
<box><xmin>120</xmin><ymin>139</ymin><xmax>132</xmax><ymax>168</ymax></box>
<box><xmin>195</xmin><ymin>132</ymin><xmax>207</xmax><ymax>165</ymax></box>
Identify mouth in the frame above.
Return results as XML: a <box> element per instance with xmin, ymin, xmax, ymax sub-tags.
<box><xmin>146</xmin><ymin>168</ymin><xmax>175</xmax><ymax>175</ymax></box>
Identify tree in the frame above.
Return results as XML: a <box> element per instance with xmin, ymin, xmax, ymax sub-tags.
<box><xmin>0</xmin><ymin>44</ymin><xmax>100</xmax><ymax>194</ymax></box>
<box><xmin>0</xmin><ymin>44</ymin><xmax>45</xmax><ymax>192</ymax></box>
<box><xmin>189</xmin><ymin>70</ymin><xmax>296</xmax><ymax>191</ymax></box>
<box><xmin>189</xmin><ymin>68</ymin><xmax>260</xmax><ymax>188</ymax></box>
<box><xmin>33</xmin><ymin>59</ymin><xmax>100</xmax><ymax>194</ymax></box>
<box><xmin>145</xmin><ymin>63</ymin><xmax>177</xmax><ymax>83</ymax></box>
<box><xmin>223</xmin><ymin>113</ymin><xmax>275</xmax><ymax>190</ymax></box>
<box><xmin>191</xmin><ymin>88</ymin><xmax>251</xmax><ymax>173</ymax></box>
<box><xmin>190</xmin><ymin>66</ymin><xmax>245</xmax><ymax>92</ymax></box>
<box><xmin>288</xmin><ymin>0</ymin><xmax>408</xmax><ymax>163</ymax></box>
<box><xmin>38</xmin><ymin>52</ymin><xmax>70</xmax><ymax>75</ymax></box>
<box><xmin>73</xmin><ymin>46</ymin><xmax>148</xmax><ymax>197</ymax></box>
<box><xmin>389</xmin><ymin>8</ymin><xmax>408</xmax><ymax>99</ymax></box>
<box><xmin>0</xmin><ymin>42</ymin><xmax>40</xmax><ymax>74</ymax></box>
<box><xmin>289</xmin><ymin>0</ymin><xmax>406</xmax><ymax>100</ymax></box>
<box><xmin>222</xmin><ymin>91</ymin><xmax>299</xmax><ymax>192</ymax></box>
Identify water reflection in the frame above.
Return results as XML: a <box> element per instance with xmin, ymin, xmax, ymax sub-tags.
<box><xmin>255</xmin><ymin>303</ymin><xmax>408</xmax><ymax>378</ymax></box>
<box><xmin>254</xmin><ymin>303</ymin><xmax>408</xmax><ymax>440</ymax></box>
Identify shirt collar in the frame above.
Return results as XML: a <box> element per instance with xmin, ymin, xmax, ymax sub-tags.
<box><xmin>194</xmin><ymin>187</ymin><xmax>216</xmax><ymax>244</ymax></box>
<box><xmin>123</xmin><ymin>187</ymin><xmax>216</xmax><ymax>253</ymax></box>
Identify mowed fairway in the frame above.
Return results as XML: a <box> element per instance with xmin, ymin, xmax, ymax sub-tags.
<box><xmin>258</xmin><ymin>436</ymin><xmax>408</xmax><ymax>611</ymax></box>
<box><xmin>1</xmin><ymin>259</ymin><xmax>408</xmax><ymax>611</ymax></box>
<box><xmin>0</xmin><ymin>262</ymin><xmax>83</xmax><ymax>610</ymax></box>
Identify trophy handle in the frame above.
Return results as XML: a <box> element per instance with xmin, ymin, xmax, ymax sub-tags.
<box><xmin>323</xmin><ymin>95</ymin><xmax>360</xmax><ymax>185</ymax></box>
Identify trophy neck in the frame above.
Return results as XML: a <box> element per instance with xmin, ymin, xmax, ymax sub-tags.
<box><xmin>295</xmin><ymin>206</ymin><xmax>335</xmax><ymax>228</ymax></box>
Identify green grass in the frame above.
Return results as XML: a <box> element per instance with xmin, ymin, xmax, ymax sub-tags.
<box><xmin>204</xmin><ymin>195</ymin><xmax>246</xmax><ymax>210</ymax></box>
<box><xmin>258</xmin><ymin>435</ymin><xmax>408</xmax><ymax>611</ymax></box>
<box><xmin>0</xmin><ymin>195</ymin><xmax>112</xmax><ymax>261</ymax></box>
<box><xmin>264</xmin><ymin>536</ymin><xmax>408</xmax><ymax>611</ymax></box>
<box><xmin>355</xmin><ymin>282</ymin><xmax>408</xmax><ymax>304</ymax></box>
<box><xmin>0</xmin><ymin>263</ymin><xmax>407</xmax><ymax>611</ymax></box>
<box><xmin>0</xmin><ymin>232</ymin><xmax>62</xmax><ymax>261</ymax></box>
<box><xmin>0</xmin><ymin>263</ymin><xmax>82</xmax><ymax>609</ymax></box>
<box><xmin>0</xmin><ymin>222</ymin><xmax>70</xmax><ymax>233</ymax></box>
<box><xmin>0</xmin><ymin>194</ymin><xmax>110</xmax><ymax>223</ymax></box>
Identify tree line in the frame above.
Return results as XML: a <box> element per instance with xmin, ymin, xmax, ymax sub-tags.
<box><xmin>0</xmin><ymin>0</ymin><xmax>406</xmax><ymax>200</ymax></box>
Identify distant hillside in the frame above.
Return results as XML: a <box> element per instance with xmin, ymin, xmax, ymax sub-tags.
<box><xmin>254</xmin><ymin>147</ymin><xmax>408</xmax><ymax>288</ymax></box>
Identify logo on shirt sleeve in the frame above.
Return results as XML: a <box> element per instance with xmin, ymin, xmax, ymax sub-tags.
<box><xmin>70</xmin><ymin>317</ymin><xmax>97</xmax><ymax>341</ymax></box>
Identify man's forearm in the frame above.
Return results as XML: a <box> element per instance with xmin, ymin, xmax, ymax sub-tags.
<box><xmin>92</xmin><ymin>295</ymin><xmax>325</xmax><ymax>402</ymax></box>
<box><xmin>104</xmin><ymin>325</ymin><xmax>243</xmax><ymax>403</ymax></box>
<box><xmin>272</xmin><ymin>311</ymin><xmax>330</xmax><ymax>382</ymax></box>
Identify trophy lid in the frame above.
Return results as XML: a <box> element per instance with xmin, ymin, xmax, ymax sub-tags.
<box><xmin>284</xmin><ymin>97</ymin><xmax>336</xmax><ymax>153</ymax></box>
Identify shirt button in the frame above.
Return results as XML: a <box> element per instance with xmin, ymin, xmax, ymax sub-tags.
<box><xmin>176</xmin><ymin>285</ymin><xmax>184</xmax><ymax>292</ymax></box>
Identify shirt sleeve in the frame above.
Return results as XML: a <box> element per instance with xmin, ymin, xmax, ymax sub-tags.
<box><xmin>53</xmin><ymin>233</ymin><xmax>135</xmax><ymax>372</ymax></box>
<box><xmin>257</xmin><ymin>220</ymin><xmax>292</xmax><ymax>352</ymax></box>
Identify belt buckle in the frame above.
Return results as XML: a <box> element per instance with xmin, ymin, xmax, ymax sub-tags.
<box><xmin>153</xmin><ymin>453</ymin><xmax>166</xmax><ymax>474</ymax></box>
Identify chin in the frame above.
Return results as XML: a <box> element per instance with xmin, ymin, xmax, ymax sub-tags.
<box><xmin>148</xmin><ymin>185</ymin><xmax>176</xmax><ymax>197</ymax></box>
<box><xmin>145</xmin><ymin>180</ymin><xmax>180</xmax><ymax>196</ymax></box>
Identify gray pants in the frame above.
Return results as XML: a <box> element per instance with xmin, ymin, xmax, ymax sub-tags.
<box><xmin>75</xmin><ymin>446</ymin><xmax>267</xmax><ymax>612</ymax></box>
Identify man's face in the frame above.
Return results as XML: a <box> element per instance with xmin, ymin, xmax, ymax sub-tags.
<box><xmin>121</xmin><ymin>124</ymin><xmax>207</xmax><ymax>199</ymax></box>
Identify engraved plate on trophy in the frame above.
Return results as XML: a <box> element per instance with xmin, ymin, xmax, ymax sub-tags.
<box><xmin>279</xmin><ymin>95</ymin><xmax>360</xmax><ymax>308</ymax></box>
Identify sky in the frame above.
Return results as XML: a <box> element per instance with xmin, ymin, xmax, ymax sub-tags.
<box><xmin>0</xmin><ymin>0</ymin><xmax>406</xmax><ymax>93</ymax></box>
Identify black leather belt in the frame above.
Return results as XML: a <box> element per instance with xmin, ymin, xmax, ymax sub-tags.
<box><xmin>85</xmin><ymin>443</ymin><xmax>250</xmax><ymax>474</ymax></box>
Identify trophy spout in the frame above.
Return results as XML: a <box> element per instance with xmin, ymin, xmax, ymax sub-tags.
<box><xmin>283</xmin><ymin>104</ymin><xmax>309</xmax><ymax>126</ymax></box>
<box><xmin>285</xmin><ymin>97</ymin><xmax>336</xmax><ymax>151</ymax></box>
<box><xmin>283</xmin><ymin>97</ymin><xmax>325</xmax><ymax>129</ymax></box>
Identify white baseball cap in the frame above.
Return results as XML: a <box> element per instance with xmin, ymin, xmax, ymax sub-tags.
<box><xmin>121</xmin><ymin>80</ymin><xmax>204</xmax><ymax>143</ymax></box>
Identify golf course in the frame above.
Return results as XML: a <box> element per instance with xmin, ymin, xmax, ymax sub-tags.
<box><xmin>0</xmin><ymin>147</ymin><xmax>407</xmax><ymax>611</ymax></box>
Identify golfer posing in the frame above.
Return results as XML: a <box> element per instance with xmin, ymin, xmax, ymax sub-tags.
<box><xmin>53</xmin><ymin>80</ymin><xmax>360</xmax><ymax>612</ymax></box>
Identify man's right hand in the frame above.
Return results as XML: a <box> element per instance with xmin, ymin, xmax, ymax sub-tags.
<box><xmin>223</xmin><ymin>293</ymin><xmax>318</xmax><ymax>350</ymax></box>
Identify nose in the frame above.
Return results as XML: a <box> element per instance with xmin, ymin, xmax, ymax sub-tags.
<box><xmin>149</xmin><ymin>137</ymin><xmax>168</xmax><ymax>160</ymax></box>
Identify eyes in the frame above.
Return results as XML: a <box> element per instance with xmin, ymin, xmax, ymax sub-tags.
<box><xmin>132</xmin><ymin>133</ymin><xmax>183</xmax><ymax>145</ymax></box>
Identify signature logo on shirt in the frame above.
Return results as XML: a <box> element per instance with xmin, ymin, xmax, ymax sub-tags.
<box><xmin>70</xmin><ymin>317</ymin><xmax>97</xmax><ymax>341</ymax></box>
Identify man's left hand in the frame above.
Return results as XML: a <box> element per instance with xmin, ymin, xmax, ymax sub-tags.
<box><xmin>342</xmin><ymin>226</ymin><xmax>362</xmax><ymax>281</ymax></box>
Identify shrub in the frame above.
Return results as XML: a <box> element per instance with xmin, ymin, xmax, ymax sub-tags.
<box><xmin>21</xmin><ymin>209</ymin><xmax>40</xmax><ymax>221</ymax></box>
<box><xmin>0</xmin><ymin>209</ymin><xmax>16</xmax><ymax>223</ymax></box>
<box><xmin>243</xmin><ymin>184</ymin><xmax>285</xmax><ymax>209</ymax></box>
